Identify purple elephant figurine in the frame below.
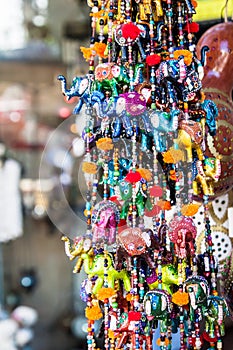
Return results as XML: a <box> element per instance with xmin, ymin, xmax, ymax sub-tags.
<box><xmin>91</xmin><ymin>200</ymin><xmax>120</xmax><ymax>245</ymax></box>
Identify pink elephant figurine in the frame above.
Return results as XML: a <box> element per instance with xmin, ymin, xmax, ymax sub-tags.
<box><xmin>168</xmin><ymin>215</ymin><xmax>197</xmax><ymax>259</ymax></box>
<box><xmin>92</xmin><ymin>200</ymin><xmax>120</xmax><ymax>245</ymax></box>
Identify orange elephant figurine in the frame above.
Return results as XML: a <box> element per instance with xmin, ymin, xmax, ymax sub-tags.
<box><xmin>196</xmin><ymin>21</ymin><xmax>233</xmax><ymax>197</ymax></box>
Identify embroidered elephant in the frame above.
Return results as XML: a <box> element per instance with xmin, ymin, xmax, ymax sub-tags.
<box><xmin>91</xmin><ymin>200</ymin><xmax>120</xmax><ymax>245</ymax></box>
<box><xmin>149</xmin><ymin>108</ymin><xmax>179</xmax><ymax>152</ymax></box>
<box><xmin>177</xmin><ymin>119</ymin><xmax>204</xmax><ymax>162</ymax></box>
<box><xmin>81</xmin><ymin>252</ymin><xmax>131</xmax><ymax>295</ymax></box>
<box><xmin>112</xmin><ymin>23</ymin><xmax>148</xmax><ymax>62</ymax></box>
<box><xmin>183</xmin><ymin>275</ymin><xmax>209</xmax><ymax>322</ymax></box>
<box><xmin>193</xmin><ymin>156</ymin><xmax>221</xmax><ymax>196</ymax></box>
<box><xmin>93</xmin><ymin>62</ymin><xmax>143</xmax><ymax>97</ymax></box>
<box><xmin>204</xmin><ymin>295</ymin><xmax>229</xmax><ymax>339</ymax></box>
<box><xmin>146</xmin><ymin>264</ymin><xmax>179</xmax><ymax>294</ymax></box>
<box><xmin>155</xmin><ymin>56</ymin><xmax>202</xmax><ymax>103</ymax></box>
<box><xmin>61</xmin><ymin>236</ymin><xmax>94</xmax><ymax>273</ymax></box>
<box><xmin>115</xmin><ymin>227</ymin><xmax>159</xmax><ymax>270</ymax></box>
<box><xmin>143</xmin><ymin>289</ymin><xmax>172</xmax><ymax>332</ymax></box>
<box><xmin>168</xmin><ymin>215</ymin><xmax>197</xmax><ymax>259</ymax></box>
<box><xmin>92</xmin><ymin>91</ymin><xmax>151</xmax><ymax>137</ymax></box>
<box><xmin>57</xmin><ymin>74</ymin><xmax>96</xmax><ymax>114</ymax></box>
<box><xmin>117</xmin><ymin>178</ymin><xmax>152</xmax><ymax>220</ymax></box>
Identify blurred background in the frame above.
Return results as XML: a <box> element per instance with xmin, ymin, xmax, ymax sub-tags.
<box><xmin>0</xmin><ymin>1</ymin><xmax>232</xmax><ymax>350</ymax></box>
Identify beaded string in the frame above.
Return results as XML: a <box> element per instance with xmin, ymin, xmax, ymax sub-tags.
<box><xmin>203</xmin><ymin>195</ymin><xmax>218</xmax><ymax>296</ymax></box>
<box><xmin>177</xmin><ymin>1</ymin><xmax>184</xmax><ymax>48</ymax></box>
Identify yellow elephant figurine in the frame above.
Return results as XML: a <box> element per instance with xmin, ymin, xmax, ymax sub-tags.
<box><xmin>193</xmin><ymin>157</ymin><xmax>221</xmax><ymax>196</ymax></box>
<box><xmin>177</xmin><ymin>119</ymin><xmax>204</xmax><ymax>162</ymax></box>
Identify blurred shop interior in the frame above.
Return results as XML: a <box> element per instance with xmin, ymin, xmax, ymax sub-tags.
<box><xmin>0</xmin><ymin>0</ymin><xmax>232</xmax><ymax>350</ymax></box>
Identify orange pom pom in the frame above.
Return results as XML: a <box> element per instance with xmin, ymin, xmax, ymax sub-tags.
<box><xmin>93</xmin><ymin>42</ymin><xmax>107</xmax><ymax>58</ymax></box>
<box><xmin>137</xmin><ymin>168</ymin><xmax>152</xmax><ymax>182</ymax></box>
<box><xmin>181</xmin><ymin>203</ymin><xmax>201</xmax><ymax>216</ymax></box>
<box><xmin>173</xmin><ymin>49</ymin><xmax>193</xmax><ymax>66</ymax></box>
<box><xmin>80</xmin><ymin>46</ymin><xmax>92</xmax><ymax>61</ymax></box>
<box><xmin>96</xmin><ymin>287</ymin><xmax>116</xmax><ymax>301</ymax></box>
<box><xmin>85</xmin><ymin>305</ymin><xmax>103</xmax><ymax>320</ymax></box>
<box><xmin>172</xmin><ymin>290</ymin><xmax>189</xmax><ymax>306</ymax></box>
<box><xmin>82</xmin><ymin>161</ymin><xmax>98</xmax><ymax>174</ymax></box>
<box><xmin>96</xmin><ymin>137</ymin><xmax>114</xmax><ymax>151</ymax></box>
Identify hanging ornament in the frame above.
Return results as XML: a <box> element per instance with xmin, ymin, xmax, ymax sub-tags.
<box><xmin>57</xmin><ymin>0</ymin><xmax>230</xmax><ymax>349</ymax></box>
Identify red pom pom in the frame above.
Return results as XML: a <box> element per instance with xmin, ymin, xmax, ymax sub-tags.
<box><xmin>128</xmin><ymin>311</ymin><xmax>142</xmax><ymax>321</ymax></box>
<box><xmin>121</xmin><ymin>22</ymin><xmax>141</xmax><ymax>40</ymax></box>
<box><xmin>146</xmin><ymin>54</ymin><xmax>161</xmax><ymax>66</ymax></box>
<box><xmin>149</xmin><ymin>185</ymin><xmax>163</xmax><ymax>197</ymax></box>
<box><xmin>183</xmin><ymin>22</ymin><xmax>199</xmax><ymax>33</ymax></box>
<box><xmin>125</xmin><ymin>171</ymin><xmax>142</xmax><ymax>183</ymax></box>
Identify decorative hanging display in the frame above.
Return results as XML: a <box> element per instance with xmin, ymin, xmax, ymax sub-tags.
<box><xmin>58</xmin><ymin>0</ymin><xmax>231</xmax><ymax>349</ymax></box>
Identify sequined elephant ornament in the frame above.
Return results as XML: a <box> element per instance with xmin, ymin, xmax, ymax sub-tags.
<box><xmin>57</xmin><ymin>74</ymin><xmax>93</xmax><ymax>114</ymax></box>
<box><xmin>62</xmin><ymin>236</ymin><xmax>93</xmax><ymax>273</ymax></box>
<box><xmin>168</xmin><ymin>215</ymin><xmax>197</xmax><ymax>259</ymax></box>
<box><xmin>183</xmin><ymin>275</ymin><xmax>209</xmax><ymax>322</ymax></box>
<box><xmin>146</xmin><ymin>264</ymin><xmax>179</xmax><ymax>294</ymax></box>
<box><xmin>81</xmin><ymin>252</ymin><xmax>131</xmax><ymax>295</ymax></box>
<box><xmin>91</xmin><ymin>200</ymin><xmax>120</xmax><ymax>245</ymax></box>
<box><xmin>143</xmin><ymin>290</ymin><xmax>172</xmax><ymax>333</ymax></box>
<box><xmin>115</xmin><ymin>227</ymin><xmax>158</xmax><ymax>270</ymax></box>
<box><xmin>204</xmin><ymin>295</ymin><xmax>229</xmax><ymax>339</ymax></box>
<box><xmin>193</xmin><ymin>156</ymin><xmax>221</xmax><ymax>196</ymax></box>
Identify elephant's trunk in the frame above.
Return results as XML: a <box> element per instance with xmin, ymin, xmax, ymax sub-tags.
<box><xmin>57</xmin><ymin>75</ymin><xmax>78</xmax><ymax>100</ymax></box>
<box><xmin>57</xmin><ymin>75</ymin><xmax>68</xmax><ymax>96</ymax></box>
<box><xmin>200</xmin><ymin>45</ymin><xmax>210</xmax><ymax>67</ymax></box>
<box><xmin>61</xmin><ymin>236</ymin><xmax>73</xmax><ymax>258</ymax></box>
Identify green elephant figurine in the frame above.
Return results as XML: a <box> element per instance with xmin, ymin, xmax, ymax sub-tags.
<box><xmin>204</xmin><ymin>295</ymin><xmax>229</xmax><ymax>339</ymax></box>
<box><xmin>81</xmin><ymin>252</ymin><xmax>131</xmax><ymax>295</ymax></box>
<box><xmin>146</xmin><ymin>264</ymin><xmax>179</xmax><ymax>295</ymax></box>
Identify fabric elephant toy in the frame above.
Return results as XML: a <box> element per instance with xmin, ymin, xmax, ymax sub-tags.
<box><xmin>81</xmin><ymin>252</ymin><xmax>131</xmax><ymax>295</ymax></box>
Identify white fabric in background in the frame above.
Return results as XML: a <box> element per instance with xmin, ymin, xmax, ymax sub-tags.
<box><xmin>0</xmin><ymin>159</ymin><xmax>23</xmax><ymax>242</ymax></box>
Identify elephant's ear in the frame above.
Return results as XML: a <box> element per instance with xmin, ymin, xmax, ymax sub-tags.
<box><xmin>145</xmin><ymin>299</ymin><xmax>152</xmax><ymax>315</ymax></box>
<box><xmin>161</xmin><ymin>295</ymin><xmax>167</xmax><ymax>311</ymax></box>
<box><xmin>79</xmin><ymin>78</ymin><xmax>89</xmax><ymax>95</ymax></box>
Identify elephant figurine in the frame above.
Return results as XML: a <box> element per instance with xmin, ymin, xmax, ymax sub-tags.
<box><xmin>143</xmin><ymin>289</ymin><xmax>172</xmax><ymax>333</ymax></box>
<box><xmin>93</xmin><ymin>62</ymin><xmax>143</xmax><ymax>97</ymax></box>
<box><xmin>183</xmin><ymin>275</ymin><xmax>209</xmax><ymax>322</ymax></box>
<box><xmin>115</xmin><ymin>227</ymin><xmax>159</xmax><ymax>270</ymax></box>
<box><xmin>117</xmin><ymin>178</ymin><xmax>152</xmax><ymax>220</ymax></box>
<box><xmin>204</xmin><ymin>295</ymin><xmax>229</xmax><ymax>339</ymax></box>
<box><xmin>155</xmin><ymin>54</ymin><xmax>202</xmax><ymax>103</ymax></box>
<box><xmin>103</xmin><ymin>157</ymin><xmax>132</xmax><ymax>196</ymax></box>
<box><xmin>112</xmin><ymin>23</ymin><xmax>148</xmax><ymax>62</ymax></box>
<box><xmin>92</xmin><ymin>91</ymin><xmax>151</xmax><ymax>137</ymax></box>
<box><xmin>146</xmin><ymin>264</ymin><xmax>179</xmax><ymax>295</ymax></box>
<box><xmin>149</xmin><ymin>108</ymin><xmax>179</xmax><ymax>152</ymax></box>
<box><xmin>91</xmin><ymin>200</ymin><xmax>120</xmax><ymax>245</ymax></box>
<box><xmin>193</xmin><ymin>156</ymin><xmax>221</xmax><ymax>196</ymax></box>
<box><xmin>61</xmin><ymin>236</ymin><xmax>94</xmax><ymax>273</ymax></box>
<box><xmin>168</xmin><ymin>215</ymin><xmax>197</xmax><ymax>259</ymax></box>
<box><xmin>137</xmin><ymin>0</ymin><xmax>163</xmax><ymax>22</ymax></box>
<box><xmin>177</xmin><ymin>119</ymin><xmax>204</xmax><ymax>162</ymax></box>
<box><xmin>57</xmin><ymin>74</ymin><xmax>96</xmax><ymax>114</ymax></box>
<box><xmin>81</xmin><ymin>252</ymin><xmax>131</xmax><ymax>295</ymax></box>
